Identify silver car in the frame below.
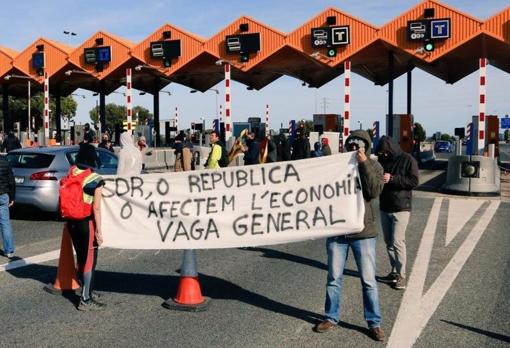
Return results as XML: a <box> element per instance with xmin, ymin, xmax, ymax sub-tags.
<box><xmin>6</xmin><ymin>146</ymin><xmax>118</xmax><ymax>213</ymax></box>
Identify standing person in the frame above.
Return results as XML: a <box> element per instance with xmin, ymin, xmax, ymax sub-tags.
<box><xmin>243</xmin><ymin>132</ymin><xmax>260</xmax><ymax>165</ymax></box>
<box><xmin>311</xmin><ymin>141</ymin><xmax>323</xmax><ymax>158</ymax></box>
<box><xmin>314</xmin><ymin>130</ymin><xmax>385</xmax><ymax>341</ymax></box>
<box><xmin>68</xmin><ymin>143</ymin><xmax>106</xmax><ymax>310</ymax></box>
<box><xmin>117</xmin><ymin>132</ymin><xmax>143</xmax><ymax>175</ymax></box>
<box><xmin>98</xmin><ymin>133</ymin><xmax>114</xmax><ymax>153</ymax></box>
<box><xmin>205</xmin><ymin>131</ymin><xmax>224</xmax><ymax>169</ymax></box>
<box><xmin>1</xmin><ymin>132</ymin><xmax>22</xmax><ymax>153</ymax></box>
<box><xmin>266</xmin><ymin>136</ymin><xmax>277</xmax><ymax>163</ymax></box>
<box><xmin>275</xmin><ymin>133</ymin><xmax>291</xmax><ymax>161</ymax></box>
<box><xmin>174</xmin><ymin>133</ymin><xmax>193</xmax><ymax>172</ymax></box>
<box><xmin>321</xmin><ymin>137</ymin><xmax>332</xmax><ymax>156</ymax></box>
<box><xmin>0</xmin><ymin>154</ymin><xmax>15</xmax><ymax>259</ymax></box>
<box><xmin>78</xmin><ymin>133</ymin><xmax>101</xmax><ymax>168</ymax></box>
<box><xmin>375</xmin><ymin>135</ymin><xmax>419</xmax><ymax>290</ymax></box>
<box><xmin>83</xmin><ymin>123</ymin><xmax>96</xmax><ymax>142</ymax></box>
<box><xmin>291</xmin><ymin>130</ymin><xmax>311</xmax><ymax>160</ymax></box>
<box><xmin>137</xmin><ymin>136</ymin><xmax>152</xmax><ymax>171</ymax></box>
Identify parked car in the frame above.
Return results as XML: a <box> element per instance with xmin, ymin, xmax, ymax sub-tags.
<box><xmin>434</xmin><ymin>141</ymin><xmax>453</xmax><ymax>153</ymax></box>
<box><xmin>6</xmin><ymin>146</ymin><xmax>118</xmax><ymax>213</ymax></box>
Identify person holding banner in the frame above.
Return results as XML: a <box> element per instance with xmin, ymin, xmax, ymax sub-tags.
<box><xmin>314</xmin><ymin>130</ymin><xmax>385</xmax><ymax>342</ymax></box>
<box><xmin>68</xmin><ymin>144</ymin><xmax>106</xmax><ymax>311</ymax></box>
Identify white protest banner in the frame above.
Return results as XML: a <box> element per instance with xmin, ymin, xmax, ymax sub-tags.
<box><xmin>101</xmin><ymin>152</ymin><xmax>365</xmax><ymax>249</ymax></box>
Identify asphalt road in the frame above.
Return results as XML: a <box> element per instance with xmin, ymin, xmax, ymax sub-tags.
<box><xmin>1</xmin><ymin>191</ymin><xmax>509</xmax><ymax>348</ymax></box>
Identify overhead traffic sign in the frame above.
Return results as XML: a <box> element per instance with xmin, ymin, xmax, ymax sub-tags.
<box><xmin>311</xmin><ymin>26</ymin><xmax>350</xmax><ymax>48</ymax></box>
<box><xmin>430</xmin><ymin>19</ymin><xmax>450</xmax><ymax>39</ymax></box>
<box><xmin>501</xmin><ymin>117</ymin><xmax>510</xmax><ymax>129</ymax></box>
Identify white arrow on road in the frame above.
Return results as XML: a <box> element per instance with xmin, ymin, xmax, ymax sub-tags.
<box><xmin>388</xmin><ymin>198</ymin><xmax>500</xmax><ymax>347</ymax></box>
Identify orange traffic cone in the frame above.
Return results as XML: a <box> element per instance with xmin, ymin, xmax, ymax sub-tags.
<box><xmin>163</xmin><ymin>249</ymin><xmax>210</xmax><ymax>311</ymax></box>
<box><xmin>43</xmin><ymin>224</ymin><xmax>80</xmax><ymax>295</ymax></box>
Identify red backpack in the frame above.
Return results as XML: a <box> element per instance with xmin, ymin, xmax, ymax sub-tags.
<box><xmin>59</xmin><ymin>165</ymin><xmax>93</xmax><ymax>220</ymax></box>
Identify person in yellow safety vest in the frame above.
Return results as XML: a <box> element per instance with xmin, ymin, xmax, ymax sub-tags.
<box><xmin>205</xmin><ymin>131</ymin><xmax>223</xmax><ymax>169</ymax></box>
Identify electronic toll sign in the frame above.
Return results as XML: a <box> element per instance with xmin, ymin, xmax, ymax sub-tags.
<box><xmin>83</xmin><ymin>46</ymin><xmax>112</xmax><ymax>72</ymax></box>
<box><xmin>225</xmin><ymin>33</ymin><xmax>260</xmax><ymax>62</ymax></box>
<box><xmin>407</xmin><ymin>18</ymin><xmax>450</xmax><ymax>52</ymax></box>
<box><xmin>311</xmin><ymin>26</ymin><xmax>350</xmax><ymax>47</ymax></box>
<box><xmin>150</xmin><ymin>40</ymin><xmax>181</xmax><ymax>67</ymax></box>
<box><xmin>311</xmin><ymin>26</ymin><xmax>350</xmax><ymax>57</ymax></box>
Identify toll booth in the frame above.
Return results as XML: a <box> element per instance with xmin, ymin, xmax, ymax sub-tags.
<box><xmin>313</xmin><ymin>114</ymin><xmax>343</xmax><ymax>133</ymax></box>
<box><xmin>233</xmin><ymin>122</ymin><xmax>251</xmax><ymax>138</ymax></box>
<box><xmin>468</xmin><ymin>115</ymin><xmax>499</xmax><ymax>155</ymax></box>
<box><xmin>387</xmin><ymin>114</ymin><xmax>414</xmax><ymax>153</ymax></box>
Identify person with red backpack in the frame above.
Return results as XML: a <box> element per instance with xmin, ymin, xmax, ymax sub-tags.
<box><xmin>62</xmin><ymin>142</ymin><xmax>106</xmax><ymax>311</ymax></box>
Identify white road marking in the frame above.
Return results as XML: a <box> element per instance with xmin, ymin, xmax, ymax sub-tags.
<box><xmin>0</xmin><ymin>249</ymin><xmax>60</xmax><ymax>272</ymax></box>
<box><xmin>446</xmin><ymin>199</ymin><xmax>484</xmax><ymax>246</ymax></box>
<box><xmin>388</xmin><ymin>199</ymin><xmax>500</xmax><ymax>347</ymax></box>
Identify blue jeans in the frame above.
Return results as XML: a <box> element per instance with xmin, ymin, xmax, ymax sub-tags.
<box><xmin>324</xmin><ymin>237</ymin><xmax>381</xmax><ymax>328</ymax></box>
<box><xmin>0</xmin><ymin>193</ymin><xmax>14</xmax><ymax>254</ymax></box>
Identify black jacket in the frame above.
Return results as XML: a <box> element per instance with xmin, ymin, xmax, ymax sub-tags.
<box><xmin>291</xmin><ymin>137</ymin><xmax>310</xmax><ymax>160</ymax></box>
<box><xmin>2</xmin><ymin>134</ymin><xmax>22</xmax><ymax>153</ymax></box>
<box><xmin>375</xmin><ymin>136</ymin><xmax>419</xmax><ymax>213</ymax></box>
<box><xmin>0</xmin><ymin>156</ymin><xmax>15</xmax><ymax>202</ymax></box>
<box><xmin>244</xmin><ymin>139</ymin><xmax>260</xmax><ymax>165</ymax></box>
<box><xmin>343</xmin><ymin>130</ymin><xmax>384</xmax><ymax>240</ymax></box>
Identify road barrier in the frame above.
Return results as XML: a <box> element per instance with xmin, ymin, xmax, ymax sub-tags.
<box><xmin>43</xmin><ymin>225</ymin><xmax>80</xmax><ymax>294</ymax></box>
<box><xmin>442</xmin><ymin>155</ymin><xmax>500</xmax><ymax>196</ymax></box>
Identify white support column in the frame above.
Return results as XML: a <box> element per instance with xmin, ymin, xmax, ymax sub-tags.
<box><xmin>343</xmin><ymin>60</ymin><xmax>351</xmax><ymax>138</ymax></box>
<box><xmin>478</xmin><ymin>58</ymin><xmax>487</xmax><ymax>154</ymax></box>
<box><xmin>175</xmin><ymin>107</ymin><xmax>179</xmax><ymax>132</ymax></box>
<box><xmin>43</xmin><ymin>72</ymin><xmax>50</xmax><ymax>145</ymax></box>
<box><xmin>224</xmin><ymin>63</ymin><xmax>232</xmax><ymax>140</ymax></box>
<box><xmin>126</xmin><ymin>68</ymin><xmax>133</xmax><ymax>135</ymax></box>
<box><xmin>265</xmin><ymin>104</ymin><xmax>270</xmax><ymax>137</ymax></box>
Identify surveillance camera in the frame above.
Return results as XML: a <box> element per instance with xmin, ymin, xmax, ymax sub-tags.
<box><xmin>65</xmin><ymin>70</ymin><xmax>72</xmax><ymax>76</ymax></box>
<box><xmin>215</xmin><ymin>59</ymin><xmax>224</xmax><ymax>66</ymax></box>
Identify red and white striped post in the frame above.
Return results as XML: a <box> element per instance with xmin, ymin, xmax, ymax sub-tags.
<box><xmin>175</xmin><ymin>107</ymin><xmax>179</xmax><ymax>132</ymax></box>
<box><xmin>224</xmin><ymin>63</ymin><xmax>232</xmax><ymax>140</ymax></box>
<box><xmin>265</xmin><ymin>104</ymin><xmax>270</xmax><ymax>137</ymax></box>
<box><xmin>372</xmin><ymin>121</ymin><xmax>377</xmax><ymax>138</ymax></box>
<box><xmin>126</xmin><ymin>68</ymin><xmax>133</xmax><ymax>135</ymax></box>
<box><xmin>43</xmin><ymin>72</ymin><xmax>50</xmax><ymax>145</ymax></box>
<box><xmin>466</xmin><ymin>123</ymin><xmax>471</xmax><ymax>141</ymax></box>
<box><xmin>343</xmin><ymin>60</ymin><xmax>351</xmax><ymax>138</ymax></box>
<box><xmin>219</xmin><ymin>105</ymin><xmax>223</xmax><ymax>123</ymax></box>
<box><xmin>478</xmin><ymin>58</ymin><xmax>487</xmax><ymax>154</ymax></box>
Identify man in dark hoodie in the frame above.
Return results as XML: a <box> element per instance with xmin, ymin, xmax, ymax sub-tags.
<box><xmin>375</xmin><ymin>136</ymin><xmax>419</xmax><ymax>290</ymax></box>
<box><xmin>314</xmin><ymin>130</ymin><xmax>385</xmax><ymax>342</ymax></box>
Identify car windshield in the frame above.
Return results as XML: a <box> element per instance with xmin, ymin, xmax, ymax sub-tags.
<box><xmin>6</xmin><ymin>153</ymin><xmax>55</xmax><ymax>169</ymax></box>
<box><xmin>437</xmin><ymin>141</ymin><xmax>449</xmax><ymax>146</ymax></box>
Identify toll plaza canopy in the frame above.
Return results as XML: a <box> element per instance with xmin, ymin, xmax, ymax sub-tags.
<box><xmin>0</xmin><ymin>0</ymin><xmax>509</xmax><ymax>98</ymax></box>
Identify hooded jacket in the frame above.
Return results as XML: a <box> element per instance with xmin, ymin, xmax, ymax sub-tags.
<box><xmin>375</xmin><ymin>136</ymin><xmax>419</xmax><ymax>212</ymax></box>
<box><xmin>344</xmin><ymin>130</ymin><xmax>384</xmax><ymax>240</ymax></box>
<box><xmin>117</xmin><ymin>132</ymin><xmax>143</xmax><ymax>175</ymax></box>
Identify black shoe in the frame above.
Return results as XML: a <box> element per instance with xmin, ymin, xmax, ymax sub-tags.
<box><xmin>378</xmin><ymin>272</ymin><xmax>398</xmax><ymax>284</ymax></box>
<box><xmin>77</xmin><ymin>299</ymin><xmax>106</xmax><ymax>311</ymax></box>
<box><xmin>368</xmin><ymin>327</ymin><xmax>385</xmax><ymax>341</ymax></box>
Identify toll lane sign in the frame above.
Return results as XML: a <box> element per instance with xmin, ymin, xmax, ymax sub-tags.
<box><xmin>501</xmin><ymin>117</ymin><xmax>510</xmax><ymax>129</ymax></box>
<box><xmin>407</xmin><ymin>18</ymin><xmax>451</xmax><ymax>41</ymax></box>
<box><xmin>407</xmin><ymin>20</ymin><xmax>429</xmax><ymax>40</ymax></box>
<box><xmin>311</xmin><ymin>26</ymin><xmax>350</xmax><ymax>48</ymax></box>
<box><xmin>431</xmin><ymin>19</ymin><xmax>450</xmax><ymax>39</ymax></box>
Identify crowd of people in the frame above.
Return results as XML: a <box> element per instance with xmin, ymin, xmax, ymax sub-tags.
<box><xmin>0</xmin><ymin>127</ymin><xmax>420</xmax><ymax>341</ymax></box>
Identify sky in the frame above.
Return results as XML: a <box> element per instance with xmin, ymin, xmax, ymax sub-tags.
<box><xmin>1</xmin><ymin>0</ymin><xmax>509</xmax><ymax>136</ymax></box>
